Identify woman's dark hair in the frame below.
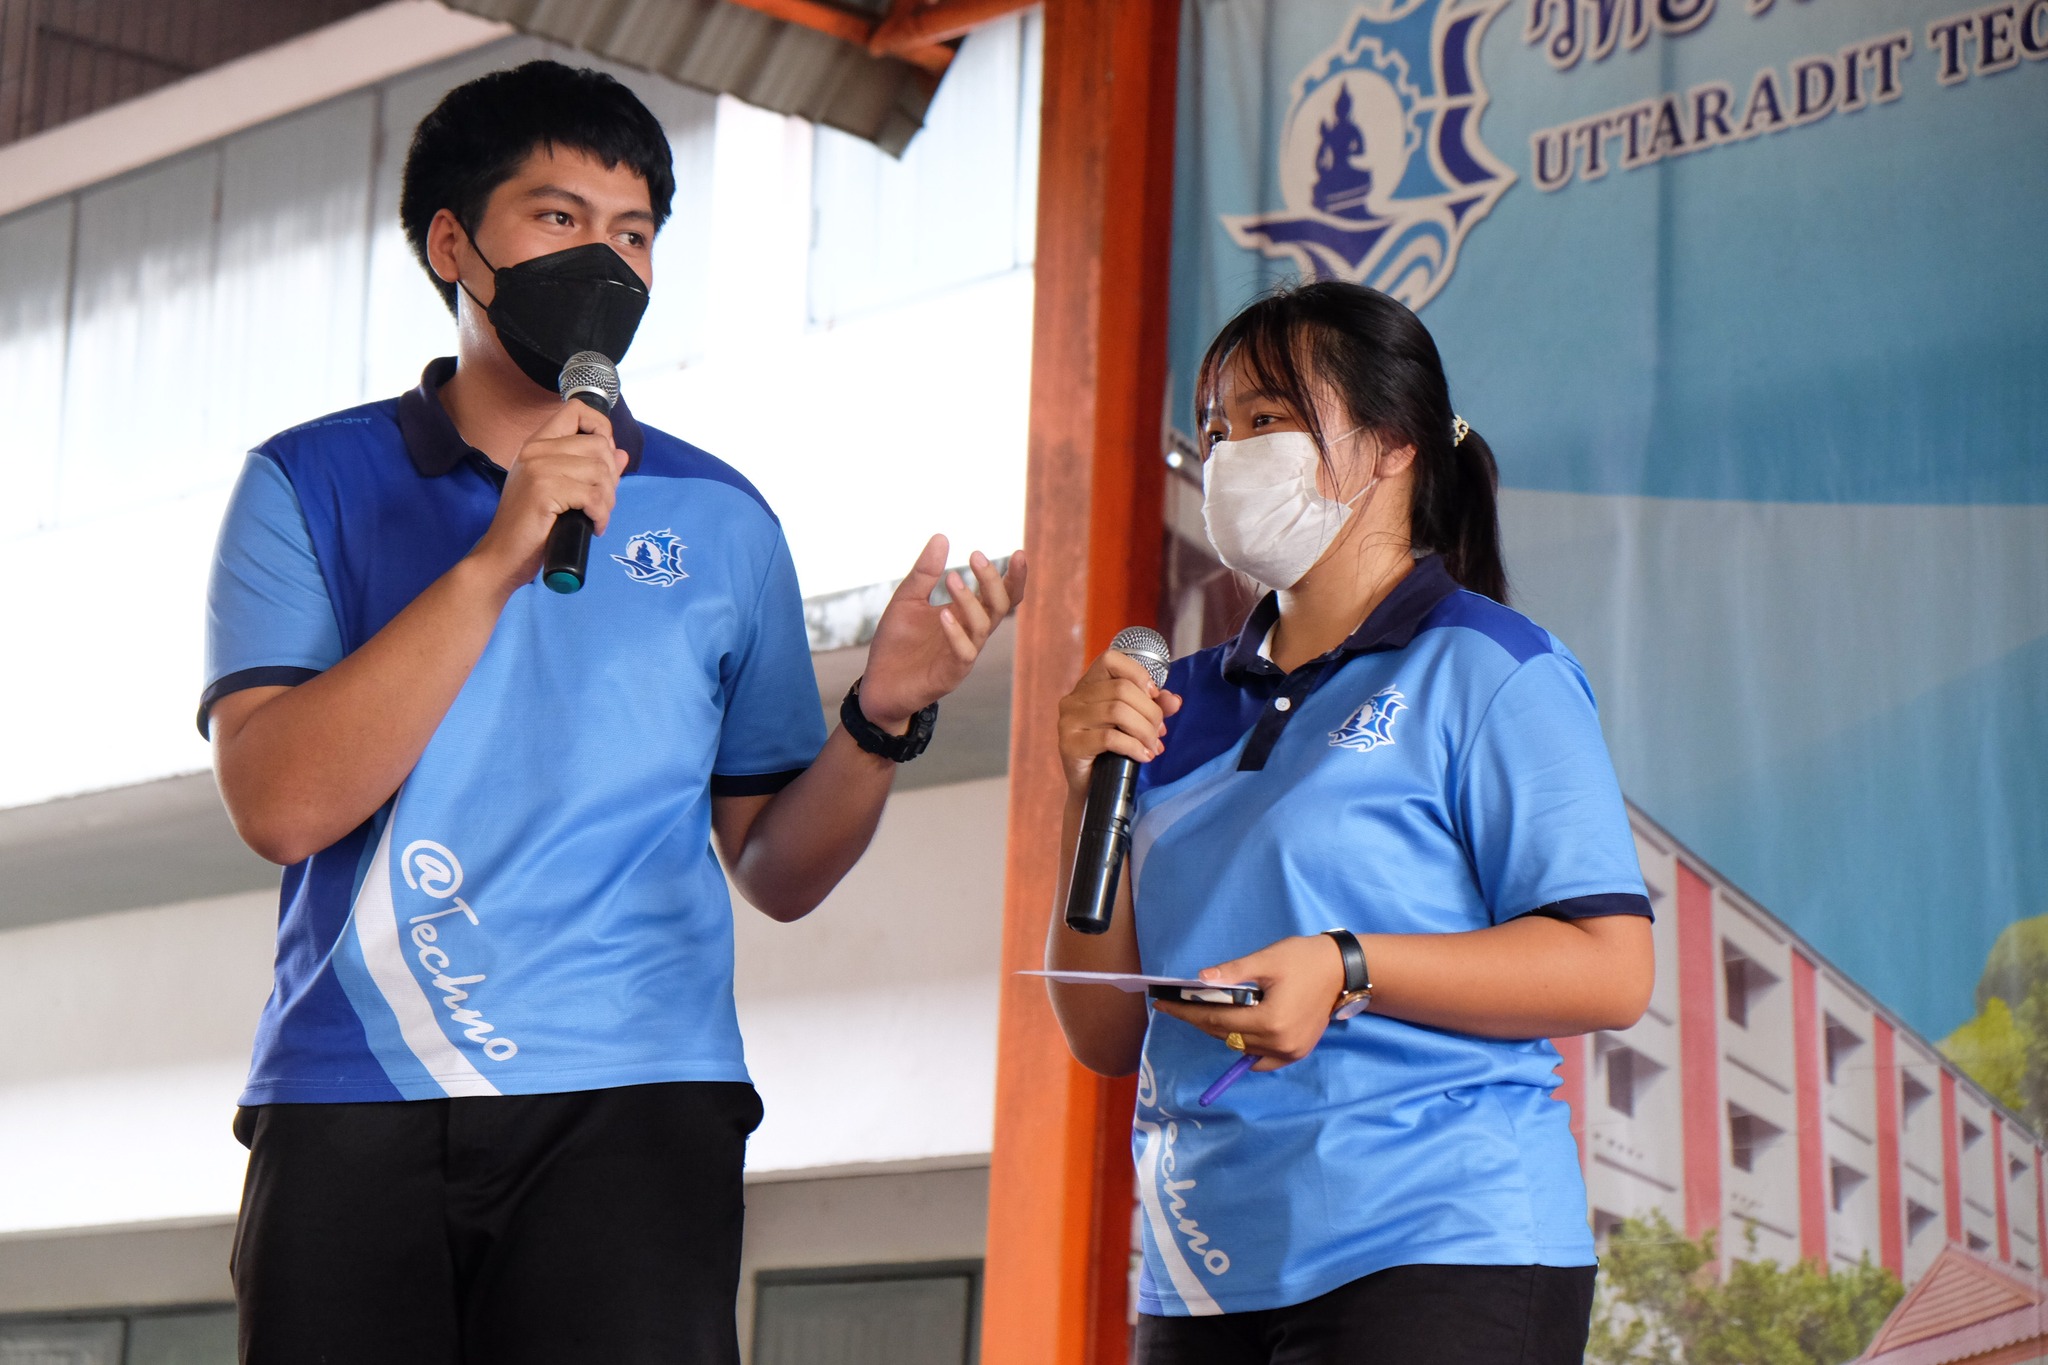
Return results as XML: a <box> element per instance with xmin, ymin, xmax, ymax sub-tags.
<box><xmin>1193</xmin><ymin>280</ymin><xmax>1509</xmax><ymax>604</ymax></box>
<box><xmin>400</xmin><ymin>60</ymin><xmax>675</xmax><ymax>314</ymax></box>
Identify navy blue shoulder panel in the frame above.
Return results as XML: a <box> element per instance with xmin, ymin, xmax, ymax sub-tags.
<box><xmin>261</xmin><ymin>396</ymin><xmax>403</xmax><ymax>452</ymax></box>
<box><xmin>634</xmin><ymin>426</ymin><xmax>778</xmax><ymax>523</ymax></box>
<box><xmin>1137</xmin><ymin>647</ymin><xmax>1262</xmax><ymax>795</ymax></box>
<box><xmin>1417</xmin><ymin>590</ymin><xmax>1554</xmax><ymax>665</ymax></box>
<box><xmin>260</xmin><ymin>395</ymin><xmax>488</xmax><ymax>658</ymax></box>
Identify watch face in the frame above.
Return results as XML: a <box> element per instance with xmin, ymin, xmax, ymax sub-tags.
<box><xmin>1333</xmin><ymin>992</ymin><xmax>1371</xmax><ymax>1021</ymax></box>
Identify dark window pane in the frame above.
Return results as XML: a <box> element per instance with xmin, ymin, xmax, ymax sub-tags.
<box><xmin>1607</xmin><ymin>1047</ymin><xmax>1636</xmax><ymax>1117</ymax></box>
<box><xmin>756</xmin><ymin>1273</ymin><xmax>975</xmax><ymax>1365</ymax></box>
<box><xmin>126</xmin><ymin>1310</ymin><xmax>236</xmax><ymax>1365</ymax></box>
<box><xmin>0</xmin><ymin>1320</ymin><xmax>124</xmax><ymax>1365</ymax></box>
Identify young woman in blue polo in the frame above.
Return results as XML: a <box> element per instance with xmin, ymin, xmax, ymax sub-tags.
<box><xmin>1047</xmin><ymin>282</ymin><xmax>1654</xmax><ymax>1364</ymax></box>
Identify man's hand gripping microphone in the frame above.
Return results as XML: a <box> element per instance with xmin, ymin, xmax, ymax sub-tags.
<box><xmin>541</xmin><ymin>350</ymin><xmax>621</xmax><ymax>595</ymax></box>
<box><xmin>1064</xmin><ymin>626</ymin><xmax>1172</xmax><ymax>934</ymax></box>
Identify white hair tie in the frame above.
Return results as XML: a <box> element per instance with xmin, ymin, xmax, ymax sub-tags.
<box><xmin>1452</xmin><ymin>415</ymin><xmax>1470</xmax><ymax>446</ymax></box>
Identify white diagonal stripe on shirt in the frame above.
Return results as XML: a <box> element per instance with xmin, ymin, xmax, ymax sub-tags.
<box><xmin>352</xmin><ymin>815</ymin><xmax>498</xmax><ymax>1097</ymax></box>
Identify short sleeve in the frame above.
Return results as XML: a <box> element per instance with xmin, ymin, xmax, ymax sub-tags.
<box><xmin>710</xmin><ymin>532</ymin><xmax>828</xmax><ymax>796</ymax></box>
<box><xmin>198</xmin><ymin>452</ymin><xmax>344</xmax><ymax>737</ymax></box>
<box><xmin>1455</xmin><ymin>649</ymin><xmax>1651</xmax><ymax>924</ymax></box>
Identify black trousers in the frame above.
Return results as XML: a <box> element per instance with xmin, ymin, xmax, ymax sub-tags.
<box><xmin>230</xmin><ymin>1081</ymin><xmax>763</xmax><ymax>1365</ymax></box>
<box><xmin>1134</xmin><ymin>1263</ymin><xmax>1598</xmax><ymax>1365</ymax></box>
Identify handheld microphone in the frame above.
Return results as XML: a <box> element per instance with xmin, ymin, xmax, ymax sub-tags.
<box><xmin>1065</xmin><ymin>626</ymin><xmax>1172</xmax><ymax>935</ymax></box>
<box><xmin>541</xmin><ymin>350</ymin><xmax>621</xmax><ymax>595</ymax></box>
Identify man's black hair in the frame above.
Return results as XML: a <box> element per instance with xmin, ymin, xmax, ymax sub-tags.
<box><xmin>400</xmin><ymin>60</ymin><xmax>675</xmax><ymax>314</ymax></box>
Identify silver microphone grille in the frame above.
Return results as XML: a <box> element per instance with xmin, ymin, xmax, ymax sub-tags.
<box><xmin>1110</xmin><ymin>626</ymin><xmax>1172</xmax><ymax>686</ymax></box>
<box><xmin>558</xmin><ymin>350</ymin><xmax>620</xmax><ymax>410</ymax></box>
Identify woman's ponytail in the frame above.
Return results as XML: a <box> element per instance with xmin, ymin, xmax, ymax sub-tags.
<box><xmin>1414</xmin><ymin>425</ymin><xmax>1508</xmax><ymax>604</ymax></box>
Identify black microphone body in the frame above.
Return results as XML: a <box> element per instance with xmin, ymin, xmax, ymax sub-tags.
<box><xmin>541</xmin><ymin>351</ymin><xmax>621</xmax><ymax>595</ymax></box>
<box><xmin>1065</xmin><ymin>627</ymin><xmax>1172</xmax><ymax>934</ymax></box>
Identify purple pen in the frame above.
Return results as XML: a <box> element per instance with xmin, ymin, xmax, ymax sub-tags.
<box><xmin>1198</xmin><ymin>1053</ymin><xmax>1257</xmax><ymax>1106</ymax></box>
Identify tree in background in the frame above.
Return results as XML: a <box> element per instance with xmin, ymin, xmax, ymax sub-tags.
<box><xmin>1942</xmin><ymin>915</ymin><xmax>2048</xmax><ymax>1129</ymax></box>
<box><xmin>1587</xmin><ymin>1212</ymin><xmax>1903</xmax><ymax>1365</ymax></box>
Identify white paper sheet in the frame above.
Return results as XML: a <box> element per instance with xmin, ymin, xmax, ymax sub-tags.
<box><xmin>1014</xmin><ymin>969</ymin><xmax>1255</xmax><ymax>993</ymax></box>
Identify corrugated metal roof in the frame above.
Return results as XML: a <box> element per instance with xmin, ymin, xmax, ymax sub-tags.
<box><xmin>440</xmin><ymin>0</ymin><xmax>938</xmax><ymax>154</ymax></box>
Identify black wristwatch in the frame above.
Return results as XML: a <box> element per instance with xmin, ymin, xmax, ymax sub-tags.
<box><xmin>1325</xmin><ymin>929</ymin><xmax>1374</xmax><ymax>1019</ymax></box>
<box><xmin>840</xmin><ymin>678</ymin><xmax>937</xmax><ymax>763</ymax></box>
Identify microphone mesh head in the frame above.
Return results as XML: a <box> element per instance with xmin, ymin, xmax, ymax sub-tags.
<box><xmin>558</xmin><ymin>350</ymin><xmax>620</xmax><ymax>410</ymax></box>
<box><xmin>1111</xmin><ymin>626</ymin><xmax>1172</xmax><ymax>686</ymax></box>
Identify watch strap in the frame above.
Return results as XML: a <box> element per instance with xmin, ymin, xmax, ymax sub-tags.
<box><xmin>841</xmin><ymin>678</ymin><xmax>937</xmax><ymax>763</ymax></box>
<box><xmin>1324</xmin><ymin>928</ymin><xmax>1373</xmax><ymax>1019</ymax></box>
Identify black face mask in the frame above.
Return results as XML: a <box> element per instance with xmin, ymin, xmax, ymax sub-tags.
<box><xmin>459</xmin><ymin>234</ymin><xmax>650</xmax><ymax>392</ymax></box>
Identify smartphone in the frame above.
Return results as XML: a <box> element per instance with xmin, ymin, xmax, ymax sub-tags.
<box><xmin>1148</xmin><ymin>983</ymin><xmax>1263</xmax><ymax>1007</ymax></box>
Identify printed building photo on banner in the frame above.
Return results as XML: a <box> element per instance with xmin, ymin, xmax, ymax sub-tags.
<box><xmin>1168</xmin><ymin>0</ymin><xmax>2045</xmax><ymax>1357</ymax></box>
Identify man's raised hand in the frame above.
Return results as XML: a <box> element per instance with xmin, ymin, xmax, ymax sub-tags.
<box><xmin>855</xmin><ymin>535</ymin><xmax>1028</xmax><ymax>733</ymax></box>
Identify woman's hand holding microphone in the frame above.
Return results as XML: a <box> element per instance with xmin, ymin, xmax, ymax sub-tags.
<box><xmin>1054</xmin><ymin>651</ymin><xmax>1351</xmax><ymax>1073</ymax></box>
<box><xmin>1055</xmin><ymin>649</ymin><xmax>1181</xmax><ymax>796</ymax></box>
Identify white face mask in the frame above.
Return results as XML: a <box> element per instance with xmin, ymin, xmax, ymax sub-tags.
<box><xmin>1201</xmin><ymin>429</ymin><xmax>1377</xmax><ymax>589</ymax></box>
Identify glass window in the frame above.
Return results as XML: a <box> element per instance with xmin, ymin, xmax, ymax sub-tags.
<box><xmin>1728</xmin><ymin>1103</ymin><xmax>1783</xmax><ymax>1172</ymax></box>
<box><xmin>1722</xmin><ymin>942</ymin><xmax>1778</xmax><ymax>1028</ymax></box>
<box><xmin>807</xmin><ymin>16</ymin><xmax>1040</xmax><ymax>325</ymax></box>
<box><xmin>0</xmin><ymin>1308</ymin><xmax>232</xmax><ymax>1365</ymax></box>
<box><xmin>754</xmin><ymin>1262</ymin><xmax>979</xmax><ymax>1365</ymax></box>
<box><xmin>0</xmin><ymin>198</ymin><xmax>72</xmax><ymax>541</ymax></box>
<box><xmin>58</xmin><ymin>149</ymin><xmax>223</xmax><ymax>523</ymax></box>
<box><xmin>1830</xmin><ymin>1161</ymin><xmax>1867</xmax><ymax>1212</ymax></box>
<box><xmin>123</xmin><ymin>1310</ymin><xmax>235</xmax><ymax>1365</ymax></box>
<box><xmin>208</xmin><ymin>95</ymin><xmax>376</xmax><ymax>460</ymax></box>
<box><xmin>1823</xmin><ymin>1015</ymin><xmax>1863</xmax><ymax>1085</ymax></box>
<box><xmin>0</xmin><ymin>1320</ymin><xmax>123</xmax><ymax>1365</ymax></box>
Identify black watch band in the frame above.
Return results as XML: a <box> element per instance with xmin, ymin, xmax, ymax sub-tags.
<box><xmin>1324</xmin><ymin>929</ymin><xmax>1373</xmax><ymax>1019</ymax></box>
<box><xmin>841</xmin><ymin>678</ymin><xmax>937</xmax><ymax>763</ymax></box>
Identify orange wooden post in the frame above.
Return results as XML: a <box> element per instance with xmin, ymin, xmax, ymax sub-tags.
<box><xmin>980</xmin><ymin>3</ymin><xmax>1181</xmax><ymax>1364</ymax></box>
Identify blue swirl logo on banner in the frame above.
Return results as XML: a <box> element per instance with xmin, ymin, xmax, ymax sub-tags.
<box><xmin>1222</xmin><ymin>1</ymin><xmax>1515</xmax><ymax>306</ymax></box>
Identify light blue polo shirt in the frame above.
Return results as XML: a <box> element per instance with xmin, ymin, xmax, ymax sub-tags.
<box><xmin>1127</xmin><ymin>555</ymin><xmax>1649</xmax><ymax>1315</ymax></box>
<box><xmin>202</xmin><ymin>359</ymin><xmax>826</xmax><ymax>1104</ymax></box>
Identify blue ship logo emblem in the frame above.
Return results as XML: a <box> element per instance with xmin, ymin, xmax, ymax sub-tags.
<box><xmin>1330</xmin><ymin>687</ymin><xmax>1408</xmax><ymax>751</ymax></box>
<box><xmin>1224</xmin><ymin>0</ymin><xmax>1516</xmax><ymax>309</ymax></box>
<box><xmin>612</xmin><ymin>529</ymin><xmax>689</xmax><ymax>586</ymax></box>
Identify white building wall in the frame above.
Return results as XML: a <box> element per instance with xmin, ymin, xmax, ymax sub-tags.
<box><xmin>1898</xmin><ymin>1035</ymin><xmax>1949</xmax><ymax>1284</ymax></box>
<box><xmin>1583</xmin><ymin>829</ymin><xmax>1684</xmax><ymax>1236</ymax></box>
<box><xmin>1957</xmin><ymin>1086</ymin><xmax>1999</xmax><ymax>1253</ymax></box>
<box><xmin>1715</xmin><ymin>891</ymin><xmax>1802</xmax><ymax>1264</ymax></box>
<box><xmin>1817</xmin><ymin>980</ymin><xmax>1883</xmax><ymax>1271</ymax></box>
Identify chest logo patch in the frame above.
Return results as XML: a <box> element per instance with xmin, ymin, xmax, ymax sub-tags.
<box><xmin>612</xmin><ymin>528</ymin><xmax>689</xmax><ymax>587</ymax></box>
<box><xmin>1329</xmin><ymin>686</ymin><xmax>1407</xmax><ymax>751</ymax></box>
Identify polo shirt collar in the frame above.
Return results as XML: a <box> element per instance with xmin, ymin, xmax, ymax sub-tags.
<box><xmin>1221</xmin><ymin>553</ymin><xmax>1459</xmax><ymax>685</ymax></box>
<box><xmin>396</xmin><ymin>356</ymin><xmax>646</xmax><ymax>478</ymax></box>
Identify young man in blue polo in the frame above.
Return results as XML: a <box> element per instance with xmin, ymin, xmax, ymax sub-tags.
<box><xmin>201</xmin><ymin>61</ymin><xmax>1025</xmax><ymax>1363</ymax></box>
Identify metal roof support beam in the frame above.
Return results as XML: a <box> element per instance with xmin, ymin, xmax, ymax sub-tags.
<box><xmin>441</xmin><ymin>0</ymin><xmax>959</xmax><ymax>154</ymax></box>
<box><xmin>983</xmin><ymin>0</ymin><xmax>1180</xmax><ymax>1362</ymax></box>
<box><xmin>869</xmin><ymin>0</ymin><xmax>1039</xmax><ymax>56</ymax></box>
<box><xmin>724</xmin><ymin>0</ymin><xmax>958</xmax><ymax>73</ymax></box>
<box><xmin>723</xmin><ymin>0</ymin><xmax>1042</xmax><ymax>72</ymax></box>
